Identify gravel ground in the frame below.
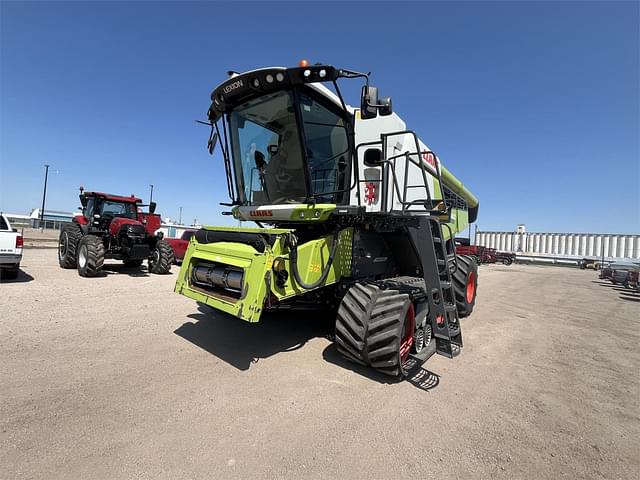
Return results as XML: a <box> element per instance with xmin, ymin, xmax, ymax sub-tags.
<box><xmin>1</xmin><ymin>248</ymin><xmax>638</xmax><ymax>479</ymax></box>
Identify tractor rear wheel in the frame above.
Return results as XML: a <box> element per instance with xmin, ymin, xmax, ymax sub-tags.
<box><xmin>149</xmin><ymin>240</ymin><xmax>174</xmax><ymax>274</ymax></box>
<box><xmin>58</xmin><ymin>223</ymin><xmax>82</xmax><ymax>269</ymax></box>
<box><xmin>452</xmin><ymin>255</ymin><xmax>478</xmax><ymax>318</ymax></box>
<box><xmin>77</xmin><ymin>235</ymin><xmax>105</xmax><ymax>277</ymax></box>
<box><xmin>335</xmin><ymin>283</ymin><xmax>415</xmax><ymax>378</ymax></box>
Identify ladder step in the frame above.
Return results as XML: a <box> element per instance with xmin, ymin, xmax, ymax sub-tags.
<box><xmin>440</xmin><ymin>281</ymin><xmax>452</xmax><ymax>289</ymax></box>
<box><xmin>445</xmin><ymin>303</ymin><xmax>457</xmax><ymax>312</ymax></box>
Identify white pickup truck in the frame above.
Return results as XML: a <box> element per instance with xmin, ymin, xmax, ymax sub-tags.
<box><xmin>0</xmin><ymin>214</ymin><xmax>23</xmax><ymax>279</ymax></box>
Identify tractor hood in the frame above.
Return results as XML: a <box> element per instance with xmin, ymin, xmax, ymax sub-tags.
<box><xmin>109</xmin><ymin>217</ymin><xmax>143</xmax><ymax>237</ymax></box>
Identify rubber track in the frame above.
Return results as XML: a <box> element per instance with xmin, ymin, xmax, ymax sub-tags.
<box><xmin>452</xmin><ymin>254</ymin><xmax>478</xmax><ymax>318</ymax></box>
<box><xmin>58</xmin><ymin>223</ymin><xmax>83</xmax><ymax>269</ymax></box>
<box><xmin>335</xmin><ymin>283</ymin><xmax>410</xmax><ymax>377</ymax></box>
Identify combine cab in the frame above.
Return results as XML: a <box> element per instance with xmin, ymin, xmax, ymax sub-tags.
<box><xmin>58</xmin><ymin>188</ymin><xmax>174</xmax><ymax>277</ymax></box>
<box><xmin>175</xmin><ymin>62</ymin><xmax>480</xmax><ymax>377</ymax></box>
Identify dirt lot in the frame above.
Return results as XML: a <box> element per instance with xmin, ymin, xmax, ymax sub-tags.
<box><xmin>1</xmin><ymin>249</ymin><xmax>638</xmax><ymax>479</ymax></box>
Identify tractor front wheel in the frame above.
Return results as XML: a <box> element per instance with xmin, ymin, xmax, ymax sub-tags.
<box><xmin>452</xmin><ymin>255</ymin><xmax>478</xmax><ymax>318</ymax></box>
<box><xmin>58</xmin><ymin>223</ymin><xmax>83</xmax><ymax>269</ymax></box>
<box><xmin>149</xmin><ymin>240</ymin><xmax>174</xmax><ymax>274</ymax></box>
<box><xmin>77</xmin><ymin>235</ymin><xmax>105</xmax><ymax>277</ymax></box>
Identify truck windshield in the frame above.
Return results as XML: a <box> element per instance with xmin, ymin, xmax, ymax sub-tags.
<box><xmin>229</xmin><ymin>89</ymin><xmax>349</xmax><ymax>205</ymax></box>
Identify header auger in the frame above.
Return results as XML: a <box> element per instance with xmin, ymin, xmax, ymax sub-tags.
<box><xmin>175</xmin><ymin>62</ymin><xmax>479</xmax><ymax>378</ymax></box>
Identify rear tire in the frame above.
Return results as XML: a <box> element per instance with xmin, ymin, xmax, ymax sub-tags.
<box><xmin>58</xmin><ymin>223</ymin><xmax>83</xmax><ymax>268</ymax></box>
<box><xmin>452</xmin><ymin>255</ymin><xmax>478</xmax><ymax>318</ymax></box>
<box><xmin>77</xmin><ymin>235</ymin><xmax>105</xmax><ymax>277</ymax></box>
<box><xmin>149</xmin><ymin>240</ymin><xmax>174</xmax><ymax>274</ymax></box>
<box><xmin>335</xmin><ymin>283</ymin><xmax>415</xmax><ymax>378</ymax></box>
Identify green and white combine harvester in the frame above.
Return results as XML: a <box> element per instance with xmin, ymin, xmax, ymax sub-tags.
<box><xmin>175</xmin><ymin>61</ymin><xmax>480</xmax><ymax>377</ymax></box>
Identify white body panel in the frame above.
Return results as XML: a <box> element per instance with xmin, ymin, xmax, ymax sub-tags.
<box><xmin>0</xmin><ymin>214</ymin><xmax>23</xmax><ymax>266</ymax></box>
<box><xmin>351</xmin><ymin>112</ymin><xmax>440</xmax><ymax>213</ymax></box>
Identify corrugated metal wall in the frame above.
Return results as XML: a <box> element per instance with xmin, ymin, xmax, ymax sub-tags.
<box><xmin>474</xmin><ymin>231</ymin><xmax>640</xmax><ymax>259</ymax></box>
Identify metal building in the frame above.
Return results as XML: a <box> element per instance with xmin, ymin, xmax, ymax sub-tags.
<box><xmin>475</xmin><ymin>230</ymin><xmax>640</xmax><ymax>260</ymax></box>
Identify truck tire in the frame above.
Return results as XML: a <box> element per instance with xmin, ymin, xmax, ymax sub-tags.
<box><xmin>149</xmin><ymin>240</ymin><xmax>174</xmax><ymax>274</ymax></box>
<box><xmin>452</xmin><ymin>255</ymin><xmax>478</xmax><ymax>318</ymax></box>
<box><xmin>77</xmin><ymin>235</ymin><xmax>105</xmax><ymax>277</ymax></box>
<box><xmin>58</xmin><ymin>223</ymin><xmax>83</xmax><ymax>269</ymax></box>
<box><xmin>335</xmin><ymin>283</ymin><xmax>415</xmax><ymax>378</ymax></box>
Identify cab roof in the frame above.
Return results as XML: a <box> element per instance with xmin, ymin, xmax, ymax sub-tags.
<box><xmin>85</xmin><ymin>192</ymin><xmax>143</xmax><ymax>203</ymax></box>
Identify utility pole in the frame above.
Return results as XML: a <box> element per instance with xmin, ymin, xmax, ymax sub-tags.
<box><xmin>149</xmin><ymin>184</ymin><xmax>154</xmax><ymax>204</ymax></box>
<box><xmin>179</xmin><ymin>206</ymin><xmax>183</xmax><ymax>225</ymax></box>
<box><xmin>40</xmin><ymin>164</ymin><xmax>50</xmax><ymax>231</ymax></box>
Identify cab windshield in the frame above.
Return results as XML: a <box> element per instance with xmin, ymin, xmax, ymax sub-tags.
<box><xmin>229</xmin><ymin>89</ymin><xmax>349</xmax><ymax>205</ymax></box>
<box><xmin>101</xmin><ymin>200</ymin><xmax>137</xmax><ymax>219</ymax></box>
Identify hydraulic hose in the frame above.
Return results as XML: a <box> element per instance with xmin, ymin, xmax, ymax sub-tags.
<box><xmin>289</xmin><ymin>231</ymin><xmax>340</xmax><ymax>290</ymax></box>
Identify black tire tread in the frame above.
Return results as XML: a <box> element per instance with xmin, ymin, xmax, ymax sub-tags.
<box><xmin>149</xmin><ymin>240</ymin><xmax>174</xmax><ymax>274</ymax></box>
<box><xmin>335</xmin><ymin>283</ymin><xmax>411</xmax><ymax>377</ymax></box>
<box><xmin>77</xmin><ymin>235</ymin><xmax>105</xmax><ymax>277</ymax></box>
<box><xmin>452</xmin><ymin>254</ymin><xmax>478</xmax><ymax>318</ymax></box>
<box><xmin>58</xmin><ymin>223</ymin><xmax>83</xmax><ymax>269</ymax></box>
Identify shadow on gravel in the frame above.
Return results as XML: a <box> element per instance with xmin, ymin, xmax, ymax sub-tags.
<box><xmin>101</xmin><ymin>264</ymin><xmax>151</xmax><ymax>278</ymax></box>
<box><xmin>322</xmin><ymin>343</ymin><xmax>440</xmax><ymax>391</ymax></box>
<box><xmin>0</xmin><ymin>269</ymin><xmax>34</xmax><ymax>283</ymax></box>
<box><xmin>174</xmin><ymin>303</ymin><xmax>332</xmax><ymax>370</ymax></box>
<box><xmin>619</xmin><ymin>293</ymin><xmax>640</xmax><ymax>302</ymax></box>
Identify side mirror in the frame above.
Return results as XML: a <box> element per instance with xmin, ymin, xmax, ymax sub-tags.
<box><xmin>149</xmin><ymin>202</ymin><xmax>157</xmax><ymax>214</ymax></box>
<box><xmin>378</xmin><ymin>96</ymin><xmax>393</xmax><ymax>116</ymax></box>
<box><xmin>360</xmin><ymin>85</ymin><xmax>378</xmax><ymax>119</ymax></box>
<box><xmin>77</xmin><ymin>206</ymin><xmax>83</xmax><ymax>211</ymax></box>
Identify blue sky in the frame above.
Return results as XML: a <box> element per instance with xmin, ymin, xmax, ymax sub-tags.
<box><xmin>1</xmin><ymin>1</ymin><xmax>638</xmax><ymax>233</ymax></box>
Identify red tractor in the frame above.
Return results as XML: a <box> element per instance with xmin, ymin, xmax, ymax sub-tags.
<box><xmin>58</xmin><ymin>188</ymin><xmax>174</xmax><ymax>277</ymax></box>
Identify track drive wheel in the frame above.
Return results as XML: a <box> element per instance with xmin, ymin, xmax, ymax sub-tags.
<box><xmin>149</xmin><ymin>240</ymin><xmax>174</xmax><ymax>274</ymax></box>
<box><xmin>58</xmin><ymin>223</ymin><xmax>83</xmax><ymax>268</ymax></box>
<box><xmin>77</xmin><ymin>235</ymin><xmax>105</xmax><ymax>277</ymax></box>
<box><xmin>335</xmin><ymin>283</ymin><xmax>416</xmax><ymax>378</ymax></box>
<box><xmin>452</xmin><ymin>254</ymin><xmax>478</xmax><ymax>318</ymax></box>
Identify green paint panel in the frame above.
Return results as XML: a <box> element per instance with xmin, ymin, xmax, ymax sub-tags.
<box><xmin>174</xmin><ymin>226</ymin><xmax>353</xmax><ymax>323</ymax></box>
